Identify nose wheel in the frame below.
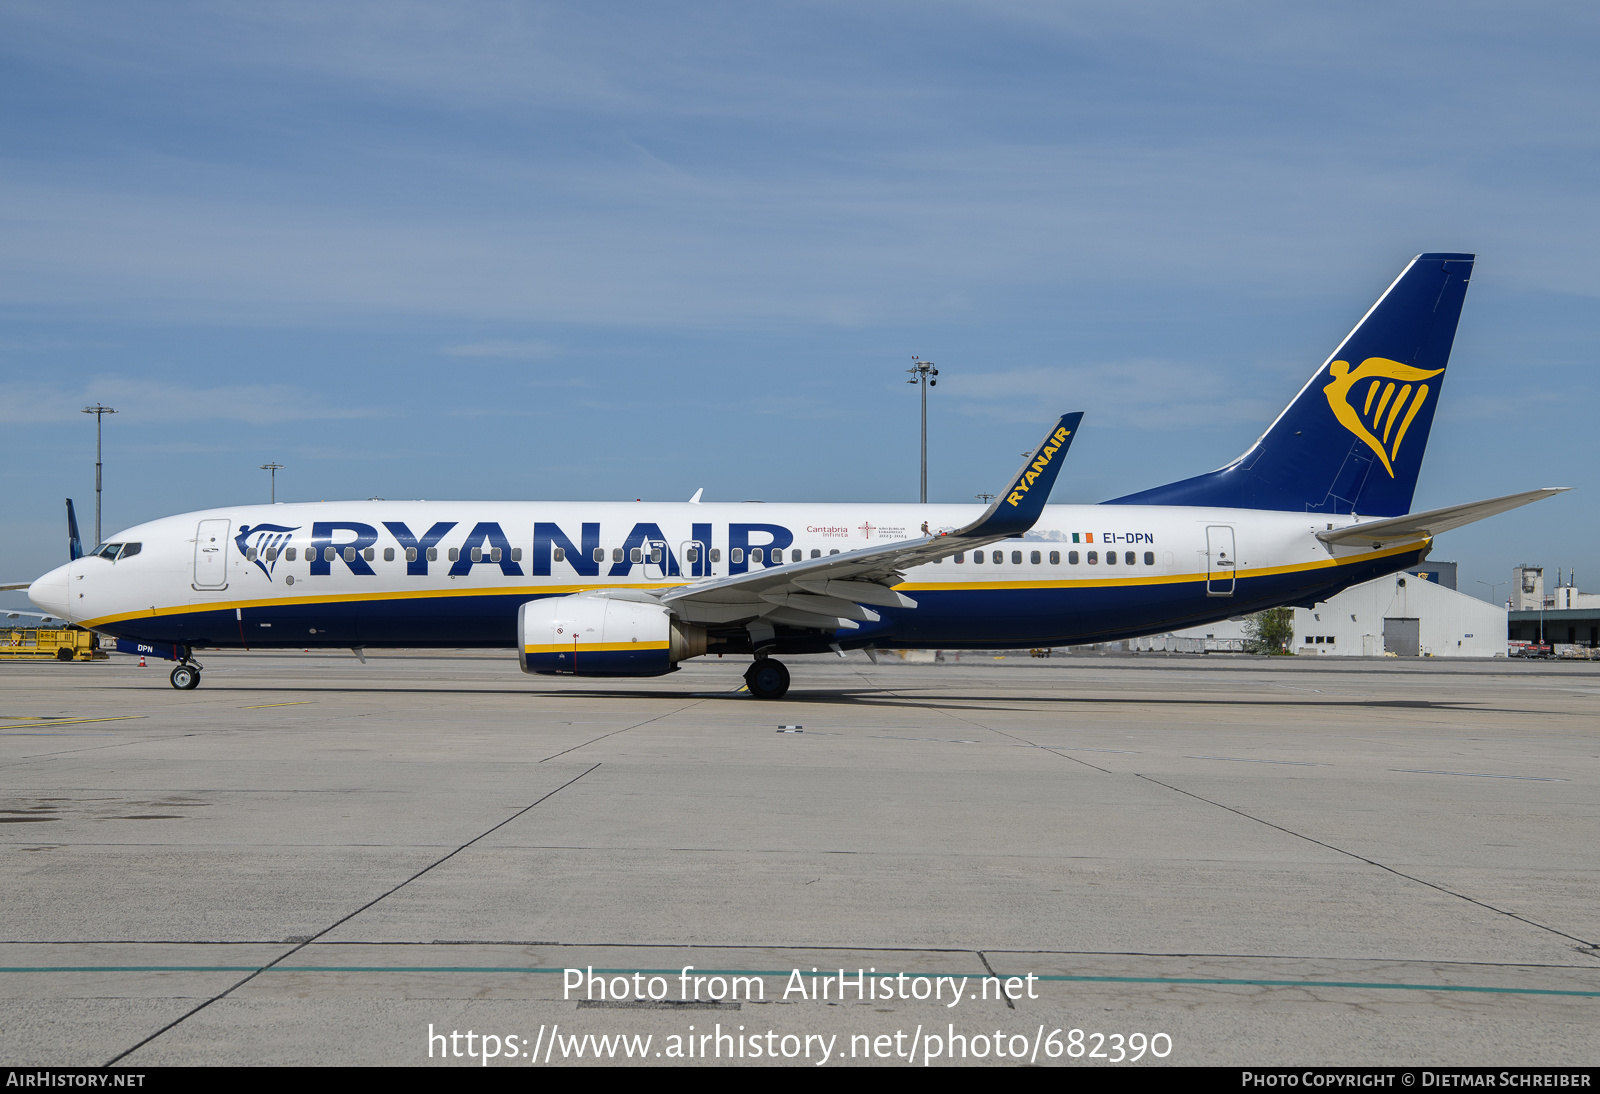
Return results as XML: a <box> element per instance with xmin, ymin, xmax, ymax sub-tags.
<box><xmin>169</xmin><ymin>664</ymin><xmax>201</xmax><ymax>690</ymax></box>
<box><xmin>744</xmin><ymin>658</ymin><xmax>790</xmax><ymax>700</ymax></box>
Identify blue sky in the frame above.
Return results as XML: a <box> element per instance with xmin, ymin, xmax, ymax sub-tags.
<box><xmin>4</xmin><ymin>1</ymin><xmax>1598</xmax><ymax>608</ymax></box>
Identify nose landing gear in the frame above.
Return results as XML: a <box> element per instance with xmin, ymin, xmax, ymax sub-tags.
<box><xmin>744</xmin><ymin>658</ymin><xmax>790</xmax><ymax>701</ymax></box>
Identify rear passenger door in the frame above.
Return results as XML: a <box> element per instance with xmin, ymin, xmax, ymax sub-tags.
<box><xmin>1205</xmin><ymin>525</ymin><xmax>1235</xmax><ymax>596</ymax></box>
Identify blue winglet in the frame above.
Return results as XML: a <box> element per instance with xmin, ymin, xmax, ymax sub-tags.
<box><xmin>956</xmin><ymin>412</ymin><xmax>1084</xmax><ymax>539</ymax></box>
<box><xmin>66</xmin><ymin>498</ymin><xmax>83</xmax><ymax>561</ymax></box>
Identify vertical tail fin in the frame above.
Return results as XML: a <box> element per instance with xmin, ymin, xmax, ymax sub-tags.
<box><xmin>1106</xmin><ymin>253</ymin><xmax>1474</xmax><ymax>517</ymax></box>
<box><xmin>66</xmin><ymin>498</ymin><xmax>83</xmax><ymax>560</ymax></box>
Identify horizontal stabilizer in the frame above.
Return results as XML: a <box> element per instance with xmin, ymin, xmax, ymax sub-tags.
<box><xmin>1317</xmin><ymin>488</ymin><xmax>1569</xmax><ymax>547</ymax></box>
<box><xmin>0</xmin><ymin>583</ymin><xmax>33</xmax><ymax>592</ymax></box>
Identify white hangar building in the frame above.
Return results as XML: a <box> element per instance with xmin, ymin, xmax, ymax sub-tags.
<box><xmin>1135</xmin><ymin>565</ymin><xmax>1507</xmax><ymax>658</ymax></box>
<box><xmin>1292</xmin><ymin>571</ymin><xmax>1506</xmax><ymax>657</ymax></box>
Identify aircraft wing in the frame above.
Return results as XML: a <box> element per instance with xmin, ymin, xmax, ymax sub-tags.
<box><xmin>1316</xmin><ymin>487</ymin><xmax>1569</xmax><ymax>548</ymax></box>
<box><xmin>659</xmin><ymin>412</ymin><xmax>1083</xmax><ymax>631</ymax></box>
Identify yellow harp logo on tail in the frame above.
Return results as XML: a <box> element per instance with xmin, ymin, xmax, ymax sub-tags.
<box><xmin>1322</xmin><ymin>357</ymin><xmax>1444</xmax><ymax>477</ymax></box>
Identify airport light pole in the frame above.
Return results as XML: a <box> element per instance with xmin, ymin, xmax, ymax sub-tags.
<box><xmin>1476</xmin><ymin>579</ymin><xmax>1506</xmax><ymax>607</ymax></box>
<box><xmin>906</xmin><ymin>358</ymin><xmax>938</xmax><ymax>503</ymax></box>
<box><xmin>260</xmin><ymin>462</ymin><xmax>284</xmax><ymax>503</ymax></box>
<box><xmin>81</xmin><ymin>404</ymin><xmax>116</xmax><ymax>547</ymax></box>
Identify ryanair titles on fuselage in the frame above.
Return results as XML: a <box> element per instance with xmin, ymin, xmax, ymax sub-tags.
<box><xmin>227</xmin><ymin>510</ymin><xmax>1160</xmax><ymax>584</ymax></box>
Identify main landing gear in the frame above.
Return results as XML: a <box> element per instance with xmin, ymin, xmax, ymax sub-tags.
<box><xmin>169</xmin><ymin>659</ymin><xmax>202</xmax><ymax>691</ymax></box>
<box><xmin>744</xmin><ymin>658</ymin><xmax>790</xmax><ymax>701</ymax></box>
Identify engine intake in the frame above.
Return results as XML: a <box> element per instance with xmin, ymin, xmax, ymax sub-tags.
<box><xmin>519</xmin><ymin>595</ymin><xmax>703</xmax><ymax>677</ymax></box>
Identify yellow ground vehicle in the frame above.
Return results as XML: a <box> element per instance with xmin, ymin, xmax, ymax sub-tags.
<box><xmin>0</xmin><ymin>627</ymin><xmax>107</xmax><ymax>662</ymax></box>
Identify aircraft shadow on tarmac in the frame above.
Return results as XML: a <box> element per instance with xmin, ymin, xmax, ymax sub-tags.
<box><xmin>78</xmin><ymin>682</ymin><xmax>1579</xmax><ymax>718</ymax></box>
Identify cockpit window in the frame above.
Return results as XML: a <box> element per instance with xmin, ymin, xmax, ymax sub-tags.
<box><xmin>92</xmin><ymin>543</ymin><xmax>122</xmax><ymax>559</ymax></box>
<box><xmin>119</xmin><ymin>543</ymin><xmax>141</xmax><ymax>559</ymax></box>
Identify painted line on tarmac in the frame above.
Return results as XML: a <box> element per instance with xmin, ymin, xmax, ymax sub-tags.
<box><xmin>7</xmin><ymin>964</ymin><xmax>1597</xmax><ymax>999</ymax></box>
<box><xmin>1189</xmin><ymin>756</ymin><xmax>1329</xmax><ymax>766</ymax></box>
<box><xmin>242</xmin><ymin>702</ymin><xmax>313</xmax><ymax>709</ymax></box>
<box><xmin>0</xmin><ymin>716</ymin><xmax>145</xmax><ymax>730</ymax></box>
<box><xmin>1392</xmin><ymin>768</ymin><xmax>1567</xmax><ymax>781</ymax></box>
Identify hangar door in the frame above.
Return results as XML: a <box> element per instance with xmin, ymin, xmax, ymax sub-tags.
<box><xmin>1383</xmin><ymin>617</ymin><xmax>1420</xmax><ymax>657</ymax></box>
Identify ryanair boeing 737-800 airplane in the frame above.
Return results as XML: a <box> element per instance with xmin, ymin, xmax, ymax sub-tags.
<box><xmin>9</xmin><ymin>253</ymin><xmax>1567</xmax><ymax>698</ymax></box>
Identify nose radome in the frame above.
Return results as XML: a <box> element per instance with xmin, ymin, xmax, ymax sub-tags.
<box><xmin>28</xmin><ymin>563</ymin><xmax>72</xmax><ymax>620</ymax></box>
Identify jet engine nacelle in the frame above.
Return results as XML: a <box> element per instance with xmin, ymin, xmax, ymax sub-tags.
<box><xmin>518</xmin><ymin>595</ymin><xmax>705</xmax><ymax>677</ymax></box>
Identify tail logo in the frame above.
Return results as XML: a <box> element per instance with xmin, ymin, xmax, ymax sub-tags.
<box><xmin>1322</xmin><ymin>358</ymin><xmax>1444</xmax><ymax>477</ymax></box>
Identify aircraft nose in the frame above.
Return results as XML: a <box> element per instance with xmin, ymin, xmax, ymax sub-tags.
<box><xmin>28</xmin><ymin>563</ymin><xmax>72</xmax><ymax>621</ymax></box>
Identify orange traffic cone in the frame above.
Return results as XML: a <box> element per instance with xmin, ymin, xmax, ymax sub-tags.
<box><xmin>138</xmin><ymin>655</ymin><xmax>146</xmax><ymax>667</ymax></box>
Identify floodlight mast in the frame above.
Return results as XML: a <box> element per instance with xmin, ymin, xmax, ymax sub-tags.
<box><xmin>906</xmin><ymin>358</ymin><xmax>938</xmax><ymax>503</ymax></box>
<box><xmin>81</xmin><ymin>404</ymin><xmax>116</xmax><ymax>547</ymax></box>
<box><xmin>260</xmin><ymin>463</ymin><xmax>284</xmax><ymax>504</ymax></box>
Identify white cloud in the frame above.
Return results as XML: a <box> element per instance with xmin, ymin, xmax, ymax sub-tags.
<box><xmin>943</xmin><ymin>360</ymin><xmax>1283</xmax><ymax>430</ymax></box>
<box><xmin>442</xmin><ymin>339</ymin><xmax>560</xmax><ymax>359</ymax></box>
<box><xmin>0</xmin><ymin>377</ymin><xmax>382</xmax><ymax>426</ymax></box>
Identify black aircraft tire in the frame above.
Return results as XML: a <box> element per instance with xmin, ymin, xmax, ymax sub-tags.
<box><xmin>170</xmin><ymin>665</ymin><xmax>201</xmax><ymax>690</ymax></box>
<box><xmin>745</xmin><ymin>659</ymin><xmax>790</xmax><ymax>701</ymax></box>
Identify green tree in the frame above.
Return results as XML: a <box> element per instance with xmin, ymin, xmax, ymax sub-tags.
<box><xmin>1244</xmin><ymin>607</ymin><xmax>1295</xmax><ymax>655</ymax></box>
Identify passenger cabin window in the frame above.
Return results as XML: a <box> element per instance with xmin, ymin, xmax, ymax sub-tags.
<box><xmin>731</xmin><ymin>548</ymin><xmax>744</xmax><ymax>563</ymax></box>
<box><xmin>972</xmin><ymin>550</ymin><xmax>983</xmax><ymax>564</ymax></box>
<box><xmin>810</xmin><ymin>549</ymin><xmax>820</xmax><ymax>558</ymax></box>
<box><xmin>1011</xmin><ymin>551</ymin><xmax>1022</xmax><ymax>564</ymax></box>
<box><xmin>286</xmin><ymin>547</ymin><xmax>297</xmax><ymax>561</ymax></box>
<box><xmin>1087</xmin><ymin>551</ymin><xmax>1098</xmax><ymax>564</ymax></box>
<box><xmin>490</xmin><ymin>547</ymin><xmax>502</xmax><ymax>563</ymax></box>
<box><xmin>553</xmin><ymin>547</ymin><xmax>565</xmax><ymax>562</ymax></box>
<box><xmin>612</xmin><ymin>548</ymin><xmax>624</xmax><ymax>563</ymax></box>
<box><xmin>630</xmin><ymin>548</ymin><xmax>643</xmax><ymax>564</ymax></box>
<box><xmin>1144</xmin><ymin>551</ymin><xmax>1155</xmax><ymax>566</ymax></box>
<box><xmin>685</xmin><ymin>547</ymin><xmax>699</xmax><ymax>564</ymax></box>
<box><xmin>649</xmin><ymin>548</ymin><xmax>662</xmax><ymax>564</ymax></box>
<box><xmin>363</xmin><ymin>547</ymin><xmax>375</xmax><ymax>562</ymax></box>
<box><xmin>954</xmin><ymin>552</ymin><xmax>964</xmax><ymax>563</ymax></box>
<box><xmin>1049</xmin><ymin>551</ymin><xmax>1060</xmax><ymax>565</ymax></box>
<box><xmin>470</xmin><ymin>548</ymin><xmax>482</xmax><ymax>563</ymax></box>
<box><xmin>1067</xmin><ymin>551</ymin><xmax>1078</xmax><ymax>564</ymax></box>
<box><xmin>324</xmin><ymin>547</ymin><xmax>336</xmax><ymax>562</ymax></box>
<box><xmin>246</xmin><ymin>547</ymin><xmax>258</xmax><ymax>561</ymax></box>
<box><xmin>1030</xmin><ymin>550</ymin><xmax>1041</xmax><ymax>564</ymax></box>
<box><xmin>447</xmin><ymin>548</ymin><xmax>459</xmax><ymax>562</ymax></box>
<box><xmin>383</xmin><ymin>548</ymin><xmax>394</xmax><ymax>562</ymax></box>
<box><xmin>750</xmin><ymin>548</ymin><xmax>764</xmax><ymax>564</ymax></box>
<box><xmin>511</xmin><ymin>548</ymin><xmax>522</xmax><ymax>562</ymax></box>
<box><xmin>793</xmin><ymin>549</ymin><xmax>804</xmax><ymax>562</ymax></box>
<box><xmin>991</xmin><ymin>550</ymin><xmax>1002</xmax><ymax>564</ymax></box>
<box><xmin>406</xmin><ymin>547</ymin><xmax>417</xmax><ymax>562</ymax></box>
<box><xmin>592</xmin><ymin>547</ymin><xmax>605</xmax><ymax>563</ymax></box>
<box><xmin>342</xmin><ymin>547</ymin><xmax>356</xmax><ymax>563</ymax></box>
<box><xmin>1125</xmin><ymin>551</ymin><xmax>1135</xmax><ymax>565</ymax></box>
<box><xmin>712</xmin><ymin>548</ymin><xmax>723</xmax><ymax>562</ymax></box>
<box><xmin>1105</xmin><ymin>551</ymin><xmax>1116</xmax><ymax>565</ymax></box>
<box><xmin>828</xmin><ymin>548</ymin><xmax>839</xmax><ymax>555</ymax></box>
<box><xmin>426</xmin><ymin>547</ymin><xmax>437</xmax><ymax>562</ymax></box>
<box><xmin>264</xmin><ymin>547</ymin><xmax>278</xmax><ymax>562</ymax></box>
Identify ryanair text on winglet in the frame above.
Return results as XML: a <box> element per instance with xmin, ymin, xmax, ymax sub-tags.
<box><xmin>1006</xmin><ymin>426</ymin><xmax>1072</xmax><ymax>507</ymax></box>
